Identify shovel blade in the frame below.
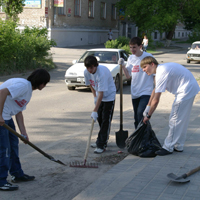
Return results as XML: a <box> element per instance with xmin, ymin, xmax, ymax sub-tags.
<box><xmin>167</xmin><ymin>173</ymin><xmax>190</xmax><ymax>183</ymax></box>
<box><xmin>115</xmin><ymin>130</ymin><xmax>128</xmax><ymax>149</ymax></box>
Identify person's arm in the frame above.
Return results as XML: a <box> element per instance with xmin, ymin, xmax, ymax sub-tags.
<box><xmin>0</xmin><ymin>88</ymin><xmax>10</xmax><ymax>126</ymax></box>
<box><xmin>93</xmin><ymin>91</ymin><xmax>103</xmax><ymax>112</ymax></box>
<box><xmin>143</xmin><ymin>92</ymin><xmax>161</xmax><ymax>123</ymax></box>
<box><xmin>122</xmin><ymin>64</ymin><xmax>131</xmax><ymax>79</ymax></box>
<box><xmin>15</xmin><ymin>111</ymin><xmax>29</xmax><ymax>141</ymax></box>
<box><xmin>89</xmin><ymin>85</ymin><xmax>96</xmax><ymax>97</ymax></box>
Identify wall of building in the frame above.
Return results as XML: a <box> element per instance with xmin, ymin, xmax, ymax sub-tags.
<box><xmin>49</xmin><ymin>28</ymin><xmax>119</xmax><ymax>47</ymax></box>
<box><xmin>18</xmin><ymin>1</ymin><xmax>46</xmax><ymax>27</ymax></box>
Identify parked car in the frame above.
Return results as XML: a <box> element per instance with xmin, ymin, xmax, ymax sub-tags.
<box><xmin>186</xmin><ymin>41</ymin><xmax>200</xmax><ymax>63</ymax></box>
<box><xmin>64</xmin><ymin>48</ymin><xmax>131</xmax><ymax>91</ymax></box>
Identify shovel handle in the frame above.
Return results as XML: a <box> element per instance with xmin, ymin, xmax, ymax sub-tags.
<box><xmin>120</xmin><ymin>64</ymin><xmax>123</xmax><ymax>128</ymax></box>
<box><xmin>84</xmin><ymin>119</ymin><xmax>95</xmax><ymax>161</ymax></box>
<box><xmin>3</xmin><ymin>124</ymin><xmax>52</xmax><ymax>159</ymax></box>
<box><xmin>186</xmin><ymin>166</ymin><xmax>200</xmax><ymax>177</ymax></box>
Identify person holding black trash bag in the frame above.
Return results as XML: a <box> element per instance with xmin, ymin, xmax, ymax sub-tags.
<box><xmin>0</xmin><ymin>69</ymin><xmax>50</xmax><ymax>191</ymax></box>
<box><xmin>119</xmin><ymin>37</ymin><xmax>154</xmax><ymax>129</ymax></box>
<box><xmin>141</xmin><ymin>56</ymin><xmax>200</xmax><ymax>156</ymax></box>
<box><xmin>84</xmin><ymin>55</ymin><xmax>116</xmax><ymax>154</ymax></box>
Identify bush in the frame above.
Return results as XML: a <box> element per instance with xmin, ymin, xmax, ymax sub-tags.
<box><xmin>188</xmin><ymin>25</ymin><xmax>200</xmax><ymax>43</ymax></box>
<box><xmin>104</xmin><ymin>36</ymin><xmax>130</xmax><ymax>54</ymax></box>
<box><xmin>0</xmin><ymin>19</ymin><xmax>56</xmax><ymax>75</ymax></box>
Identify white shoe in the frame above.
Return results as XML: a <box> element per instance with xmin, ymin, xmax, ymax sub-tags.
<box><xmin>91</xmin><ymin>143</ymin><xmax>97</xmax><ymax>148</ymax></box>
<box><xmin>94</xmin><ymin>147</ymin><xmax>105</xmax><ymax>154</ymax></box>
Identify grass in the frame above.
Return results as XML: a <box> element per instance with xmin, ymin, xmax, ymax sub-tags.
<box><xmin>147</xmin><ymin>49</ymin><xmax>160</xmax><ymax>53</ymax></box>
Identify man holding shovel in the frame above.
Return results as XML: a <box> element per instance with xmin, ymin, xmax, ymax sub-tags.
<box><xmin>84</xmin><ymin>55</ymin><xmax>116</xmax><ymax>154</ymax></box>
<box><xmin>0</xmin><ymin>69</ymin><xmax>50</xmax><ymax>191</ymax></box>
<box><xmin>120</xmin><ymin>37</ymin><xmax>154</xmax><ymax>129</ymax></box>
<box><xmin>141</xmin><ymin>57</ymin><xmax>200</xmax><ymax>156</ymax></box>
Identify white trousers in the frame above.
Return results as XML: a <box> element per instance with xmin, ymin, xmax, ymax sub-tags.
<box><xmin>163</xmin><ymin>96</ymin><xmax>195</xmax><ymax>152</ymax></box>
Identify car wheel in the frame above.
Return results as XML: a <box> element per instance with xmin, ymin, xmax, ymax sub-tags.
<box><xmin>68</xmin><ymin>86</ymin><xmax>75</xmax><ymax>90</ymax></box>
<box><xmin>115</xmin><ymin>74</ymin><xmax>120</xmax><ymax>92</ymax></box>
<box><xmin>187</xmin><ymin>59</ymin><xmax>190</xmax><ymax>63</ymax></box>
<box><xmin>127</xmin><ymin>79</ymin><xmax>131</xmax><ymax>85</ymax></box>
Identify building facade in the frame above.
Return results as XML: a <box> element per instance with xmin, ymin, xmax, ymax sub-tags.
<box><xmin>11</xmin><ymin>0</ymin><xmax>119</xmax><ymax>47</ymax></box>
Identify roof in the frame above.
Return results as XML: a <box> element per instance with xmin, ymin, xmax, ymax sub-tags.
<box><xmin>87</xmin><ymin>48</ymin><xmax>124</xmax><ymax>52</ymax></box>
<box><xmin>193</xmin><ymin>41</ymin><xmax>200</xmax><ymax>44</ymax></box>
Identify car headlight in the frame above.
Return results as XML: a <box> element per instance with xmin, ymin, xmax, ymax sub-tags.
<box><xmin>187</xmin><ymin>54</ymin><xmax>191</xmax><ymax>58</ymax></box>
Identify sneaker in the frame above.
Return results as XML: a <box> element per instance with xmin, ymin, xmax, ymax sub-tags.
<box><xmin>0</xmin><ymin>182</ymin><xmax>18</xmax><ymax>191</ymax></box>
<box><xmin>11</xmin><ymin>174</ymin><xmax>35</xmax><ymax>183</ymax></box>
<box><xmin>94</xmin><ymin>147</ymin><xmax>105</xmax><ymax>154</ymax></box>
<box><xmin>91</xmin><ymin>143</ymin><xmax>97</xmax><ymax>148</ymax></box>
<box><xmin>174</xmin><ymin>148</ymin><xmax>183</xmax><ymax>152</ymax></box>
<box><xmin>155</xmin><ymin>148</ymin><xmax>173</xmax><ymax>156</ymax></box>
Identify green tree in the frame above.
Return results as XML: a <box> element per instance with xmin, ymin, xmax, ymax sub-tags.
<box><xmin>0</xmin><ymin>0</ymin><xmax>25</xmax><ymax>21</ymax></box>
<box><xmin>116</xmin><ymin>0</ymin><xmax>200</xmax><ymax>46</ymax></box>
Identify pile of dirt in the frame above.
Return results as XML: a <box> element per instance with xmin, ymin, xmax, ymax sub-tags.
<box><xmin>93</xmin><ymin>152</ymin><xmax>129</xmax><ymax>165</ymax></box>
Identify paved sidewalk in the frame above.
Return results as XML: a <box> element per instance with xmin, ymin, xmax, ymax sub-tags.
<box><xmin>70</xmin><ymin>43</ymin><xmax>200</xmax><ymax>200</ymax></box>
<box><xmin>73</xmin><ymin>100</ymin><xmax>200</xmax><ymax>200</ymax></box>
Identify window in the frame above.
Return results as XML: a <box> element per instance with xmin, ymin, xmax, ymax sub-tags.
<box><xmin>88</xmin><ymin>0</ymin><xmax>94</xmax><ymax>18</ymax></box>
<box><xmin>111</xmin><ymin>4</ymin><xmax>116</xmax><ymax>20</ymax></box>
<box><xmin>100</xmin><ymin>2</ymin><xmax>106</xmax><ymax>19</ymax></box>
<box><xmin>0</xmin><ymin>4</ymin><xmax>5</xmax><ymax>13</ymax></box>
<box><xmin>74</xmin><ymin>0</ymin><xmax>81</xmax><ymax>16</ymax></box>
<box><xmin>58</xmin><ymin>0</ymin><xmax>66</xmax><ymax>15</ymax></box>
<box><xmin>120</xmin><ymin>51</ymin><xmax>128</xmax><ymax>61</ymax></box>
<box><xmin>182</xmin><ymin>32</ymin><xmax>184</xmax><ymax>37</ymax></box>
<box><xmin>154</xmin><ymin>32</ymin><xmax>157</xmax><ymax>39</ymax></box>
<box><xmin>178</xmin><ymin>32</ymin><xmax>180</xmax><ymax>37</ymax></box>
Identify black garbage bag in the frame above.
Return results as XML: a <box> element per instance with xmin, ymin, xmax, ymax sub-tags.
<box><xmin>125</xmin><ymin>120</ymin><xmax>161</xmax><ymax>157</ymax></box>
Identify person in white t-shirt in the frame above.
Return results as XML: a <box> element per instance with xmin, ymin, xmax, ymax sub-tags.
<box><xmin>108</xmin><ymin>29</ymin><xmax>113</xmax><ymax>41</ymax></box>
<box><xmin>0</xmin><ymin>69</ymin><xmax>50</xmax><ymax>191</ymax></box>
<box><xmin>120</xmin><ymin>37</ymin><xmax>154</xmax><ymax>129</ymax></box>
<box><xmin>142</xmin><ymin>35</ymin><xmax>148</xmax><ymax>52</ymax></box>
<box><xmin>141</xmin><ymin>56</ymin><xmax>200</xmax><ymax>156</ymax></box>
<box><xmin>84</xmin><ymin>55</ymin><xmax>116</xmax><ymax>154</ymax></box>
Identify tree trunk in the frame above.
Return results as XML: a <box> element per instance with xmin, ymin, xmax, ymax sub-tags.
<box><xmin>165</xmin><ymin>24</ymin><xmax>177</xmax><ymax>47</ymax></box>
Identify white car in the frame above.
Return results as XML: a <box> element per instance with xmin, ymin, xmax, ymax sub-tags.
<box><xmin>186</xmin><ymin>41</ymin><xmax>200</xmax><ymax>63</ymax></box>
<box><xmin>64</xmin><ymin>48</ymin><xmax>131</xmax><ymax>91</ymax></box>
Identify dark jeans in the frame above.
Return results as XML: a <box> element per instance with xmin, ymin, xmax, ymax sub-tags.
<box><xmin>96</xmin><ymin>100</ymin><xmax>115</xmax><ymax>149</ymax></box>
<box><xmin>0</xmin><ymin>118</ymin><xmax>24</xmax><ymax>186</ymax></box>
<box><xmin>132</xmin><ymin>95</ymin><xmax>150</xmax><ymax>129</ymax></box>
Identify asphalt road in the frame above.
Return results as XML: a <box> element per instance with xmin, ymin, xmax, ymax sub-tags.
<box><xmin>1</xmin><ymin>47</ymin><xmax>200</xmax><ymax>158</ymax></box>
<box><xmin>1</xmin><ymin>46</ymin><xmax>200</xmax><ymax>200</ymax></box>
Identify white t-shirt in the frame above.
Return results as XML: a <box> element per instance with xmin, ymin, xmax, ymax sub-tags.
<box><xmin>84</xmin><ymin>65</ymin><xmax>116</xmax><ymax>101</ymax></box>
<box><xmin>0</xmin><ymin>78</ymin><xmax>32</xmax><ymax>120</ymax></box>
<box><xmin>108</xmin><ymin>31</ymin><xmax>113</xmax><ymax>40</ymax></box>
<box><xmin>143</xmin><ymin>39</ymin><xmax>148</xmax><ymax>46</ymax></box>
<box><xmin>155</xmin><ymin>63</ymin><xmax>200</xmax><ymax>102</ymax></box>
<box><xmin>126</xmin><ymin>52</ymin><xmax>154</xmax><ymax>99</ymax></box>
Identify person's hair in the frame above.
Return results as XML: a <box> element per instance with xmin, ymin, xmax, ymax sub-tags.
<box><xmin>84</xmin><ymin>55</ymin><xmax>98</xmax><ymax>68</ymax></box>
<box><xmin>140</xmin><ymin>56</ymin><xmax>159</xmax><ymax>68</ymax></box>
<box><xmin>129</xmin><ymin>37</ymin><xmax>142</xmax><ymax>46</ymax></box>
<box><xmin>27</xmin><ymin>69</ymin><xmax>50</xmax><ymax>89</ymax></box>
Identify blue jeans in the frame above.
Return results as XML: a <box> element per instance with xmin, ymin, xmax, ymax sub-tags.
<box><xmin>0</xmin><ymin>119</ymin><xmax>24</xmax><ymax>186</ymax></box>
<box><xmin>143</xmin><ymin>45</ymin><xmax>148</xmax><ymax>52</ymax></box>
<box><xmin>132</xmin><ymin>95</ymin><xmax>150</xmax><ymax>129</ymax></box>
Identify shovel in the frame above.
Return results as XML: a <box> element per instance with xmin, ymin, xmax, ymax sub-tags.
<box><xmin>3</xmin><ymin>124</ymin><xmax>66</xmax><ymax>166</ymax></box>
<box><xmin>115</xmin><ymin>63</ymin><xmax>128</xmax><ymax>149</ymax></box>
<box><xmin>167</xmin><ymin>165</ymin><xmax>200</xmax><ymax>183</ymax></box>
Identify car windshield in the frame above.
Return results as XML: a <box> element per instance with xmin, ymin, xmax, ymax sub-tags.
<box><xmin>191</xmin><ymin>44</ymin><xmax>200</xmax><ymax>50</ymax></box>
<box><xmin>78</xmin><ymin>51</ymin><xmax>119</xmax><ymax>64</ymax></box>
